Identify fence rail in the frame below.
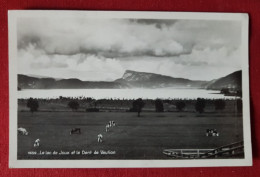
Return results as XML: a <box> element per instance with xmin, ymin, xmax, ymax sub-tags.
<box><xmin>163</xmin><ymin>141</ymin><xmax>244</xmax><ymax>159</ymax></box>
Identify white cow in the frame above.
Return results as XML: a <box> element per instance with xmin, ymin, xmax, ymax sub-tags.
<box><xmin>109</xmin><ymin>121</ymin><xmax>116</xmax><ymax>127</ymax></box>
<box><xmin>34</xmin><ymin>139</ymin><xmax>40</xmax><ymax>147</ymax></box>
<box><xmin>18</xmin><ymin>127</ymin><xmax>28</xmax><ymax>135</ymax></box>
<box><xmin>105</xmin><ymin>124</ymin><xmax>110</xmax><ymax>132</ymax></box>
<box><xmin>112</xmin><ymin>121</ymin><xmax>116</xmax><ymax>127</ymax></box>
<box><xmin>97</xmin><ymin>134</ymin><xmax>103</xmax><ymax>143</ymax></box>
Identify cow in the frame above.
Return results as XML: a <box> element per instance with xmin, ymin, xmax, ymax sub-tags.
<box><xmin>109</xmin><ymin>121</ymin><xmax>116</xmax><ymax>127</ymax></box>
<box><xmin>97</xmin><ymin>134</ymin><xmax>103</xmax><ymax>143</ymax></box>
<box><xmin>34</xmin><ymin>139</ymin><xmax>40</xmax><ymax>147</ymax></box>
<box><xmin>206</xmin><ymin>129</ymin><xmax>219</xmax><ymax>137</ymax></box>
<box><xmin>18</xmin><ymin>127</ymin><xmax>28</xmax><ymax>135</ymax></box>
<box><xmin>108</xmin><ymin>121</ymin><xmax>112</xmax><ymax>127</ymax></box>
<box><xmin>112</xmin><ymin>121</ymin><xmax>116</xmax><ymax>127</ymax></box>
<box><xmin>70</xmin><ymin>128</ymin><xmax>81</xmax><ymax>135</ymax></box>
<box><xmin>105</xmin><ymin>124</ymin><xmax>110</xmax><ymax>132</ymax></box>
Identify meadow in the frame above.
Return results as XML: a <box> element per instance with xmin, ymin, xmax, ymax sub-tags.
<box><xmin>18</xmin><ymin>110</ymin><xmax>243</xmax><ymax>159</ymax></box>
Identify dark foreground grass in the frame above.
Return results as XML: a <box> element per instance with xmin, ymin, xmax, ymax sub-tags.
<box><xmin>17</xmin><ymin>111</ymin><xmax>243</xmax><ymax>159</ymax></box>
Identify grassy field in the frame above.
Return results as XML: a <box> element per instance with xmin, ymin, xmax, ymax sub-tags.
<box><xmin>17</xmin><ymin>111</ymin><xmax>243</xmax><ymax>159</ymax></box>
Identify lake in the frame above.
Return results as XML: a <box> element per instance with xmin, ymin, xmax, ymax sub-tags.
<box><xmin>17</xmin><ymin>88</ymin><xmax>236</xmax><ymax>100</ymax></box>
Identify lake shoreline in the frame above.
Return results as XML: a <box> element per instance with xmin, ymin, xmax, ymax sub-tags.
<box><xmin>17</xmin><ymin>88</ymin><xmax>237</xmax><ymax>100</ymax></box>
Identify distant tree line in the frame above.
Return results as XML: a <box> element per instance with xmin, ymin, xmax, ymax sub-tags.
<box><xmin>24</xmin><ymin>97</ymin><xmax>243</xmax><ymax>115</ymax></box>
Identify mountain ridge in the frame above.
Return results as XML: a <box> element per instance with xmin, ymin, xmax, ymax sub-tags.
<box><xmin>18</xmin><ymin>70</ymin><xmax>242</xmax><ymax>90</ymax></box>
<box><xmin>115</xmin><ymin>70</ymin><xmax>206</xmax><ymax>88</ymax></box>
<box><xmin>205</xmin><ymin>70</ymin><xmax>242</xmax><ymax>90</ymax></box>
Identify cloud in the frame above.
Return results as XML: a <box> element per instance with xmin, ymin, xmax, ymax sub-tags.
<box><xmin>18</xmin><ymin>44</ymin><xmax>124</xmax><ymax>81</ymax></box>
<box><xmin>17</xmin><ymin>17</ymin><xmax>242</xmax><ymax>81</ymax></box>
<box><xmin>18</xmin><ymin>18</ymin><xmax>186</xmax><ymax>57</ymax></box>
<box><xmin>17</xmin><ymin>18</ymin><xmax>241</xmax><ymax>59</ymax></box>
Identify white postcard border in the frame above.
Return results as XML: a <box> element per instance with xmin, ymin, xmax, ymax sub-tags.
<box><xmin>8</xmin><ymin>10</ymin><xmax>252</xmax><ymax>168</ymax></box>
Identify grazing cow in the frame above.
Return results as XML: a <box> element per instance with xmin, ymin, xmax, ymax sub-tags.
<box><xmin>206</xmin><ymin>129</ymin><xmax>219</xmax><ymax>137</ymax></box>
<box><xmin>112</xmin><ymin>121</ymin><xmax>116</xmax><ymax>126</ymax></box>
<box><xmin>105</xmin><ymin>124</ymin><xmax>110</xmax><ymax>132</ymax></box>
<box><xmin>18</xmin><ymin>127</ymin><xmax>28</xmax><ymax>135</ymax></box>
<box><xmin>70</xmin><ymin>128</ymin><xmax>81</xmax><ymax>135</ymax></box>
<box><xmin>109</xmin><ymin>121</ymin><xmax>116</xmax><ymax>127</ymax></box>
<box><xmin>34</xmin><ymin>139</ymin><xmax>40</xmax><ymax>147</ymax></box>
<box><xmin>97</xmin><ymin>134</ymin><xmax>103</xmax><ymax>143</ymax></box>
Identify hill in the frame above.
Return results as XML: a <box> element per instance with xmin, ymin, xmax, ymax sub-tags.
<box><xmin>205</xmin><ymin>70</ymin><xmax>242</xmax><ymax>90</ymax></box>
<box><xmin>18</xmin><ymin>75</ymin><xmax>127</xmax><ymax>89</ymax></box>
<box><xmin>115</xmin><ymin>70</ymin><xmax>207</xmax><ymax>88</ymax></box>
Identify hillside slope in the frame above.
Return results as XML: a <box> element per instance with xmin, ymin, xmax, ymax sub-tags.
<box><xmin>205</xmin><ymin>70</ymin><xmax>242</xmax><ymax>90</ymax></box>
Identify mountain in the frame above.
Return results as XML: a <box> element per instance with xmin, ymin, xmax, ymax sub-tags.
<box><xmin>18</xmin><ymin>75</ymin><xmax>56</xmax><ymax>89</ymax></box>
<box><xmin>115</xmin><ymin>70</ymin><xmax>207</xmax><ymax>88</ymax></box>
<box><xmin>205</xmin><ymin>70</ymin><xmax>242</xmax><ymax>90</ymax></box>
<box><xmin>18</xmin><ymin>70</ymin><xmax>242</xmax><ymax>90</ymax></box>
<box><xmin>18</xmin><ymin>75</ymin><xmax>127</xmax><ymax>89</ymax></box>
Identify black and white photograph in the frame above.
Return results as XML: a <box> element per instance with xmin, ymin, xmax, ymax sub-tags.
<box><xmin>8</xmin><ymin>11</ymin><xmax>252</xmax><ymax>168</ymax></box>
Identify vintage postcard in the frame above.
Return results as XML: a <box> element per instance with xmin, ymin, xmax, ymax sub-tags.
<box><xmin>8</xmin><ymin>10</ymin><xmax>252</xmax><ymax>168</ymax></box>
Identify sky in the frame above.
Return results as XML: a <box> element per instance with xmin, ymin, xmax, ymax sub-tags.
<box><xmin>17</xmin><ymin>17</ymin><xmax>242</xmax><ymax>81</ymax></box>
